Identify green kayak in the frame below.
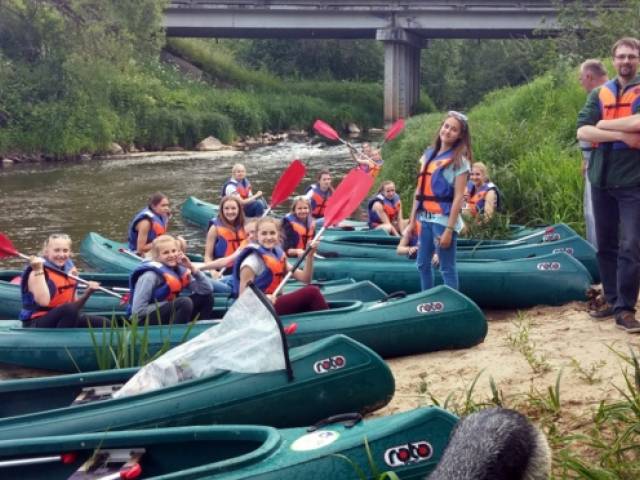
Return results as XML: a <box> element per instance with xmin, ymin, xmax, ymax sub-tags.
<box><xmin>313</xmin><ymin>252</ymin><xmax>592</xmax><ymax>309</ymax></box>
<box><xmin>0</xmin><ymin>285</ymin><xmax>486</xmax><ymax>372</ymax></box>
<box><xmin>0</xmin><ymin>335</ymin><xmax>393</xmax><ymax>440</ymax></box>
<box><xmin>0</xmin><ymin>268</ymin><xmax>386</xmax><ymax>319</ymax></box>
<box><xmin>0</xmin><ymin>407</ymin><xmax>456</xmax><ymax>479</ymax></box>
<box><xmin>318</xmin><ymin>228</ymin><xmax>599</xmax><ymax>283</ymax></box>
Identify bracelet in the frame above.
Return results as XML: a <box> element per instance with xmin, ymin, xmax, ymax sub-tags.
<box><xmin>33</xmin><ymin>271</ymin><xmax>44</xmax><ymax>276</ymax></box>
<box><xmin>445</xmin><ymin>226</ymin><xmax>455</xmax><ymax>232</ymax></box>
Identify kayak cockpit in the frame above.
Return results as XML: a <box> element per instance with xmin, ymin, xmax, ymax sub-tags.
<box><xmin>0</xmin><ymin>425</ymin><xmax>280</xmax><ymax>479</ymax></box>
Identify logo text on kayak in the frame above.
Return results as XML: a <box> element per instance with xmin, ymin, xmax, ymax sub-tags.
<box><xmin>416</xmin><ymin>302</ymin><xmax>444</xmax><ymax>314</ymax></box>
<box><xmin>313</xmin><ymin>355</ymin><xmax>346</xmax><ymax>374</ymax></box>
<box><xmin>384</xmin><ymin>441</ymin><xmax>433</xmax><ymax>467</ymax></box>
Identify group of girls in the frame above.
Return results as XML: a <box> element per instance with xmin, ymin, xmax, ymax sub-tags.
<box><xmin>20</xmin><ymin>165</ymin><xmax>333</xmax><ymax>328</ymax></box>
<box><xmin>20</xmin><ymin>114</ymin><xmax>500</xmax><ymax>328</ymax></box>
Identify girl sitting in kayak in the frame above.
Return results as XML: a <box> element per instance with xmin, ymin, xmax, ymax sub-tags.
<box><xmin>352</xmin><ymin>143</ymin><xmax>384</xmax><ymax>178</ymax></box>
<box><xmin>221</xmin><ymin>163</ymin><xmax>266</xmax><ymax>218</ymax></box>
<box><xmin>204</xmin><ymin>196</ymin><xmax>246</xmax><ymax>273</ymax></box>
<box><xmin>128</xmin><ymin>235</ymin><xmax>213</xmax><ymax>325</ymax></box>
<box><xmin>463</xmin><ymin>162</ymin><xmax>502</xmax><ymax>221</ymax></box>
<box><xmin>410</xmin><ymin>111</ymin><xmax>472</xmax><ymax>291</ymax></box>
<box><xmin>20</xmin><ymin>234</ymin><xmax>109</xmax><ymax>328</ymax></box>
<box><xmin>282</xmin><ymin>196</ymin><xmax>315</xmax><ymax>258</ymax></box>
<box><xmin>127</xmin><ymin>192</ymin><xmax>171</xmax><ymax>256</ymax></box>
<box><xmin>202</xmin><ymin>196</ymin><xmax>247</xmax><ymax>294</ymax></box>
<box><xmin>397</xmin><ymin>223</ymin><xmax>420</xmax><ymax>259</ymax></box>
<box><xmin>232</xmin><ymin>217</ymin><xmax>329</xmax><ymax>316</ymax></box>
<box><xmin>304</xmin><ymin>170</ymin><xmax>334</xmax><ymax>220</ymax></box>
<box><xmin>367</xmin><ymin>181</ymin><xmax>405</xmax><ymax>236</ymax></box>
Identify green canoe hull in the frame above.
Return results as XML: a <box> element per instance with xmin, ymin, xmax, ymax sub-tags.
<box><xmin>318</xmin><ymin>228</ymin><xmax>599</xmax><ymax>283</ymax></box>
<box><xmin>0</xmin><ymin>407</ymin><xmax>456</xmax><ymax>480</ymax></box>
<box><xmin>0</xmin><ymin>285</ymin><xmax>486</xmax><ymax>372</ymax></box>
<box><xmin>313</xmin><ymin>252</ymin><xmax>592</xmax><ymax>309</ymax></box>
<box><xmin>0</xmin><ymin>269</ymin><xmax>386</xmax><ymax>319</ymax></box>
<box><xmin>0</xmin><ymin>335</ymin><xmax>394</xmax><ymax>440</ymax></box>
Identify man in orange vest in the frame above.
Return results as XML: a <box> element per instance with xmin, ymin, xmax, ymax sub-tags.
<box><xmin>577</xmin><ymin>37</ymin><xmax>640</xmax><ymax>333</ymax></box>
<box><xmin>578</xmin><ymin>59</ymin><xmax>608</xmax><ymax>248</ymax></box>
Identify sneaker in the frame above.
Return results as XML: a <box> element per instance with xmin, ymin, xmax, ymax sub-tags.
<box><xmin>589</xmin><ymin>303</ymin><xmax>615</xmax><ymax>319</ymax></box>
<box><xmin>615</xmin><ymin>311</ymin><xmax>640</xmax><ymax>334</ymax></box>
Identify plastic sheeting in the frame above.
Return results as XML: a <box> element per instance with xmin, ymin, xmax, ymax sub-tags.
<box><xmin>114</xmin><ymin>287</ymin><xmax>287</xmax><ymax>398</ymax></box>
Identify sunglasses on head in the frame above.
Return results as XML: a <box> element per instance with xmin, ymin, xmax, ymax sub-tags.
<box><xmin>448</xmin><ymin>111</ymin><xmax>468</xmax><ymax>123</ymax></box>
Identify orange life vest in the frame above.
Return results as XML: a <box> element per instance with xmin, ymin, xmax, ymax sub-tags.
<box><xmin>415</xmin><ymin>148</ymin><xmax>455</xmax><ymax>215</ymax></box>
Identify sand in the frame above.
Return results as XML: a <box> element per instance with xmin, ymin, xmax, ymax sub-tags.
<box><xmin>378</xmin><ymin>299</ymin><xmax>640</xmax><ymax>429</ymax></box>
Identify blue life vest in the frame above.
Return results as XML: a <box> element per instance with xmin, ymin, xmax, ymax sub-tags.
<box><xmin>20</xmin><ymin>259</ymin><xmax>76</xmax><ymax>321</ymax></box>
<box><xmin>282</xmin><ymin>213</ymin><xmax>315</xmax><ymax>252</ymax></box>
<box><xmin>415</xmin><ymin>147</ymin><xmax>455</xmax><ymax>215</ymax></box>
<box><xmin>305</xmin><ymin>183</ymin><xmax>332</xmax><ymax>218</ymax></box>
<box><xmin>127</xmin><ymin>261</ymin><xmax>190</xmax><ymax>316</ymax></box>
<box><xmin>231</xmin><ymin>245</ymin><xmax>287</xmax><ymax>298</ymax></box>
<box><xmin>127</xmin><ymin>207</ymin><xmax>168</xmax><ymax>251</ymax></box>
<box><xmin>221</xmin><ymin>178</ymin><xmax>252</xmax><ymax>199</ymax></box>
<box><xmin>467</xmin><ymin>181</ymin><xmax>501</xmax><ymax>216</ymax></box>
<box><xmin>367</xmin><ymin>193</ymin><xmax>401</xmax><ymax>229</ymax></box>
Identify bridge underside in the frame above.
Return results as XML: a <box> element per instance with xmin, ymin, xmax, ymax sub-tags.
<box><xmin>164</xmin><ymin>1</ymin><xmax>596</xmax><ymax>122</ymax></box>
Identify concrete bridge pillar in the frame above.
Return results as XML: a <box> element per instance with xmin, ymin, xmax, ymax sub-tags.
<box><xmin>376</xmin><ymin>28</ymin><xmax>424</xmax><ymax>123</ymax></box>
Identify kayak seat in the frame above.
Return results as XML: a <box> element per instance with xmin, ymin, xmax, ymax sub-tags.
<box><xmin>283</xmin><ymin>300</ymin><xmax>363</xmax><ymax>319</ymax></box>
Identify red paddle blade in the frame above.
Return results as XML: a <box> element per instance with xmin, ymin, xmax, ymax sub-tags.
<box><xmin>385</xmin><ymin>118</ymin><xmax>405</xmax><ymax>142</ymax></box>
<box><xmin>324</xmin><ymin>169</ymin><xmax>374</xmax><ymax>227</ymax></box>
<box><xmin>269</xmin><ymin>159</ymin><xmax>306</xmax><ymax>208</ymax></box>
<box><xmin>313</xmin><ymin>119</ymin><xmax>340</xmax><ymax>141</ymax></box>
<box><xmin>0</xmin><ymin>233</ymin><xmax>19</xmax><ymax>259</ymax></box>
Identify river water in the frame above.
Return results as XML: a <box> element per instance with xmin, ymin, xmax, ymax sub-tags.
<box><xmin>0</xmin><ymin>140</ymin><xmax>368</xmax><ymax>270</ymax></box>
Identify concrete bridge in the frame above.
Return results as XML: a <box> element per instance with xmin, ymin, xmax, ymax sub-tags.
<box><xmin>165</xmin><ymin>1</ymin><xmax>608</xmax><ymax>122</ymax></box>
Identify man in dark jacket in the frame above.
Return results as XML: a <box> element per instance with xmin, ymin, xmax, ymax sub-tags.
<box><xmin>577</xmin><ymin>37</ymin><xmax>640</xmax><ymax>333</ymax></box>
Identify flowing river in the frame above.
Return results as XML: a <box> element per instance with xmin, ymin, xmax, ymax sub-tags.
<box><xmin>0</xmin><ymin>140</ymin><xmax>369</xmax><ymax>270</ymax></box>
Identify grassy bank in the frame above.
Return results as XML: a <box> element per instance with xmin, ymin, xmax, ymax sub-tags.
<box><xmin>382</xmin><ymin>64</ymin><xmax>587</xmax><ymax>233</ymax></box>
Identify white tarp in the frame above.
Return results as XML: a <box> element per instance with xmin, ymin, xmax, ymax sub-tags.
<box><xmin>114</xmin><ymin>287</ymin><xmax>286</xmax><ymax>398</ymax></box>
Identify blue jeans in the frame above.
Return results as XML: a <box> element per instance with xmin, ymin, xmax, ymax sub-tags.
<box><xmin>243</xmin><ymin>198</ymin><xmax>267</xmax><ymax>217</ymax></box>
<box><xmin>208</xmin><ymin>275</ymin><xmax>233</xmax><ymax>294</ymax></box>
<box><xmin>591</xmin><ymin>185</ymin><xmax>640</xmax><ymax>313</ymax></box>
<box><xmin>416</xmin><ymin>220</ymin><xmax>458</xmax><ymax>291</ymax></box>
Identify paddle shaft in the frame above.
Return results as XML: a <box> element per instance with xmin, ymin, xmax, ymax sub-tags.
<box><xmin>14</xmin><ymin>251</ymin><xmax>122</xmax><ymax>299</ymax></box>
<box><xmin>504</xmin><ymin>227</ymin><xmax>555</xmax><ymax>246</ymax></box>
<box><xmin>273</xmin><ymin>225</ymin><xmax>326</xmax><ymax>297</ymax></box>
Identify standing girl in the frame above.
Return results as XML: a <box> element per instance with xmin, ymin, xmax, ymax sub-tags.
<box><xmin>410</xmin><ymin>111</ymin><xmax>472</xmax><ymax>290</ymax></box>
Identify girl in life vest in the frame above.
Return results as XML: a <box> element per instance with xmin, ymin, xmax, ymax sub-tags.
<box><xmin>367</xmin><ymin>181</ymin><xmax>405</xmax><ymax>236</ymax></box>
<box><xmin>128</xmin><ymin>235</ymin><xmax>213</xmax><ymax>325</ymax></box>
<box><xmin>20</xmin><ymin>234</ymin><xmax>109</xmax><ymax>328</ymax></box>
<box><xmin>204</xmin><ymin>196</ymin><xmax>246</xmax><ymax>272</ymax></box>
<box><xmin>304</xmin><ymin>170</ymin><xmax>334</xmax><ymax>219</ymax></box>
<box><xmin>232</xmin><ymin>217</ymin><xmax>329</xmax><ymax>316</ymax></box>
<box><xmin>352</xmin><ymin>143</ymin><xmax>384</xmax><ymax>178</ymax></box>
<box><xmin>409</xmin><ymin>111</ymin><xmax>472</xmax><ymax>291</ymax></box>
<box><xmin>397</xmin><ymin>222</ymin><xmax>421</xmax><ymax>259</ymax></box>
<box><xmin>127</xmin><ymin>192</ymin><xmax>170</xmax><ymax>256</ymax></box>
<box><xmin>282</xmin><ymin>196</ymin><xmax>316</xmax><ymax>257</ymax></box>
<box><xmin>221</xmin><ymin>163</ymin><xmax>266</xmax><ymax>218</ymax></box>
<box><xmin>463</xmin><ymin>162</ymin><xmax>501</xmax><ymax>221</ymax></box>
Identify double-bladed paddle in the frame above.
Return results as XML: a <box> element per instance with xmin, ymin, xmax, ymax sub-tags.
<box><xmin>378</xmin><ymin>118</ymin><xmax>405</xmax><ymax>148</ymax></box>
<box><xmin>273</xmin><ymin>169</ymin><xmax>374</xmax><ymax>296</ymax></box>
<box><xmin>262</xmin><ymin>159</ymin><xmax>306</xmax><ymax>217</ymax></box>
<box><xmin>313</xmin><ymin>118</ymin><xmax>405</xmax><ymax>150</ymax></box>
<box><xmin>503</xmin><ymin>226</ymin><xmax>557</xmax><ymax>246</ymax></box>
<box><xmin>0</xmin><ymin>233</ymin><xmax>122</xmax><ymax>299</ymax></box>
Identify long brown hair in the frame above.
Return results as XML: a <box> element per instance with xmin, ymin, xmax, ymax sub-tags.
<box><xmin>428</xmin><ymin>112</ymin><xmax>473</xmax><ymax>168</ymax></box>
<box><xmin>217</xmin><ymin>196</ymin><xmax>245</xmax><ymax>229</ymax></box>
